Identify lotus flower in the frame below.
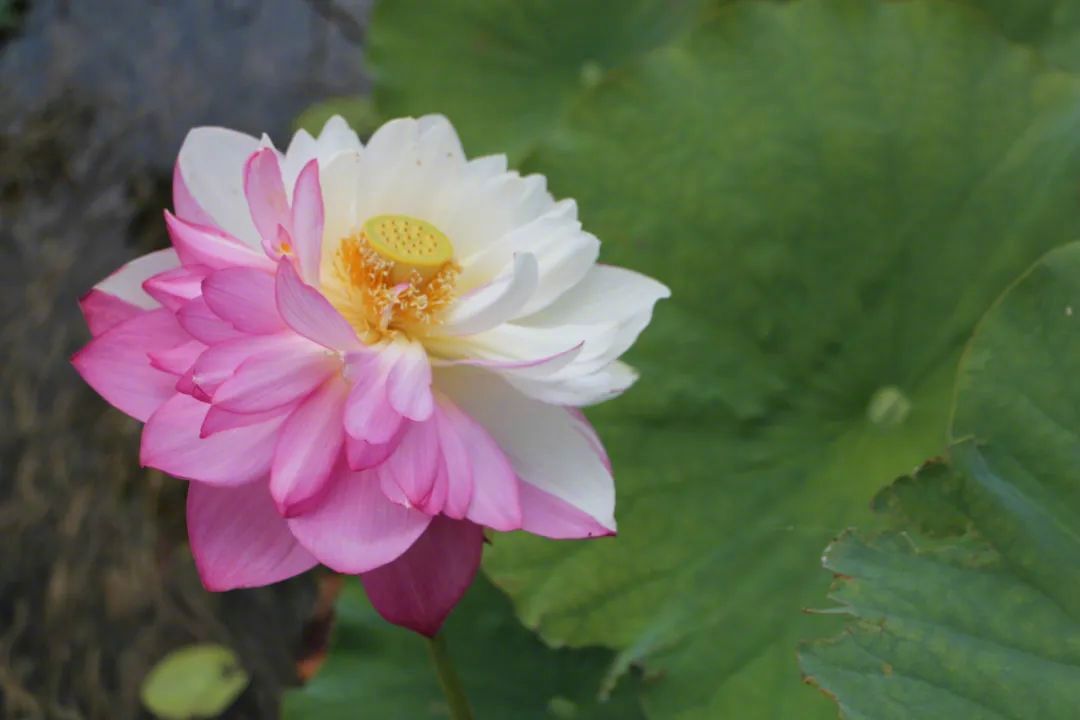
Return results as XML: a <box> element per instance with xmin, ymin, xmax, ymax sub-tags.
<box><xmin>73</xmin><ymin>115</ymin><xmax>668</xmax><ymax>635</ymax></box>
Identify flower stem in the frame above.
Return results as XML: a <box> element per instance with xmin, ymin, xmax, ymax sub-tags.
<box><xmin>426</xmin><ymin>633</ymin><xmax>474</xmax><ymax>720</ymax></box>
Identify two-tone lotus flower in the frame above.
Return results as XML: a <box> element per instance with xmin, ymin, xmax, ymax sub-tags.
<box><xmin>73</xmin><ymin>115</ymin><xmax>668</xmax><ymax>635</ymax></box>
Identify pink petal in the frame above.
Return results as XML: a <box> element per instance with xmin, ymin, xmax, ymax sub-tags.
<box><xmin>275</xmin><ymin>259</ymin><xmax>362</xmax><ymax>351</ymax></box>
<box><xmin>173</xmin><ymin>160</ymin><xmax>218</xmax><ymax>229</ymax></box>
<box><xmin>177</xmin><ymin>297</ymin><xmax>246</xmax><ymax>345</ymax></box>
<box><xmin>444</xmin><ymin>400</ymin><xmax>522</xmax><ymax>531</ymax></box>
<box><xmin>79</xmin><ymin>290</ymin><xmax>141</xmax><ymax>336</ymax></box>
<box><xmin>143</xmin><ymin>265</ymin><xmax>209</xmax><ymax>312</ymax></box>
<box><xmin>187</xmin><ymin>481</ymin><xmax>317</xmax><ymax>591</ymax></box>
<box><xmin>271</xmin><ymin>376</ymin><xmax>348</xmax><ymax>517</ymax></box>
<box><xmin>72</xmin><ymin>309</ymin><xmax>190</xmax><ymax>422</ymax></box>
<box><xmin>432</xmin><ymin>403</ymin><xmax>474</xmax><ymax>520</ymax></box>
<box><xmin>189</xmin><ymin>334</ymin><xmax>293</xmax><ymax>396</ymax></box>
<box><xmin>202</xmin><ymin>267</ymin><xmax>285</xmax><ymax>334</ymax></box>
<box><xmin>385</xmin><ymin>340</ymin><xmax>434</xmax><ymax>422</ymax></box>
<box><xmin>148</xmin><ymin>340</ymin><xmax>205</xmax><ymax>376</ymax></box>
<box><xmin>201</xmin><ymin>405</ymin><xmax>284</xmax><ymax>438</ymax></box>
<box><xmin>212</xmin><ymin>340</ymin><xmax>337</xmax><ymax>414</ymax></box>
<box><xmin>375</xmin><ymin>418</ymin><xmax>441</xmax><ymax>512</ymax></box>
<box><xmin>290</xmin><ymin>158</ymin><xmax>324</xmax><ymax>284</ymax></box>
<box><xmin>140</xmin><ymin>394</ymin><xmax>286</xmax><ymax>485</ymax></box>
<box><xmin>243</xmin><ymin>148</ymin><xmax>289</xmax><ymax>251</ymax></box>
<box><xmin>360</xmin><ymin>517</ymin><xmax>483</xmax><ymax>637</ymax></box>
<box><xmin>517</xmin><ymin>480</ymin><xmax>616</xmax><ymax>539</ymax></box>
<box><xmin>287</xmin><ymin>462</ymin><xmax>432</xmax><ymax>574</ymax></box>
<box><xmin>345</xmin><ymin>428</ymin><xmax>406</xmax><ymax>471</ymax></box>
<box><xmin>165</xmin><ymin>211</ymin><xmax>273</xmax><ymax>271</ymax></box>
<box><xmin>91</xmin><ymin>248</ymin><xmax>181</xmax><ymax>310</ymax></box>
<box><xmin>343</xmin><ymin>357</ymin><xmax>403</xmax><ymax>444</ymax></box>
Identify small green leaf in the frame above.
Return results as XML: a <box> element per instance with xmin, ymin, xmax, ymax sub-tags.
<box><xmin>801</xmin><ymin>242</ymin><xmax>1080</xmax><ymax>719</ymax></box>
<box><xmin>140</xmin><ymin>643</ymin><xmax>249</xmax><ymax>720</ymax></box>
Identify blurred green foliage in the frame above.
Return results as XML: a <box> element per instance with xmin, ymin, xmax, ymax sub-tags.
<box><xmin>293</xmin><ymin>0</ymin><xmax>1080</xmax><ymax>717</ymax></box>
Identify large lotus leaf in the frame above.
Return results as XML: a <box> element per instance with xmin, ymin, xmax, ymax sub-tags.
<box><xmin>368</xmin><ymin>0</ymin><xmax>705</xmax><ymax>161</ymax></box>
<box><xmin>967</xmin><ymin>0</ymin><xmax>1080</xmax><ymax>71</ymax></box>
<box><xmin>800</xmin><ymin>242</ymin><xmax>1080</xmax><ymax>718</ymax></box>
<box><xmin>367</xmin><ymin>0</ymin><xmax>1080</xmax><ymax>716</ymax></box>
<box><xmin>282</xmin><ymin>576</ymin><xmax>643</xmax><ymax>719</ymax></box>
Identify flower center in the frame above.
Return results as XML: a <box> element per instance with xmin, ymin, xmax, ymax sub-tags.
<box><xmin>329</xmin><ymin>214</ymin><xmax>459</xmax><ymax>342</ymax></box>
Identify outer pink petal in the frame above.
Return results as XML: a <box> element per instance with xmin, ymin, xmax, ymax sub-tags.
<box><xmin>432</xmin><ymin>403</ymin><xmax>474</xmax><ymax>520</ymax></box>
<box><xmin>275</xmin><ymin>259</ymin><xmax>362</xmax><ymax>351</ymax></box>
<box><xmin>187</xmin><ymin>481</ymin><xmax>317</xmax><ymax>591</ymax></box>
<box><xmin>165</xmin><ymin>211</ymin><xmax>273</xmax><ymax>271</ymax></box>
<box><xmin>79</xmin><ymin>290</ymin><xmax>141</xmax><ymax>337</ymax></box>
<box><xmin>360</xmin><ymin>517</ymin><xmax>483</xmax><ymax>637</ymax></box>
<box><xmin>271</xmin><ymin>375</ymin><xmax>348</xmax><ymax>516</ymax></box>
<box><xmin>517</xmin><ymin>481</ymin><xmax>615</xmax><ymax>539</ymax></box>
<box><xmin>173</xmin><ymin>160</ymin><xmax>218</xmax><ymax>229</ymax></box>
<box><xmin>212</xmin><ymin>341</ymin><xmax>337</xmax><ymax>414</ymax></box>
<box><xmin>287</xmin><ymin>462</ymin><xmax>432</xmax><ymax>574</ymax></box>
<box><xmin>140</xmin><ymin>394</ymin><xmax>286</xmax><ymax>485</ymax></box>
<box><xmin>177</xmin><ymin>297</ymin><xmax>246</xmax><ymax>345</ymax></box>
<box><xmin>202</xmin><ymin>267</ymin><xmax>285</xmax><ymax>334</ymax></box>
<box><xmin>243</xmin><ymin>148</ymin><xmax>289</xmax><ymax>250</ymax></box>
<box><xmin>386</xmin><ymin>340</ymin><xmax>434</xmax><ymax>421</ymax></box>
<box><xmin>143</xmin><ymin>265</ymin><xmax>209</xmax><ymax>312</ymax></box>
<box><xmin>72</xmin><ymin>309</ymin><xmax>190</xmax><ymax>422</ymax></box>
<box><xmin>290</xmin><ymin>158</ymin><xmax>324</xmax><ymax>284</ymax></box>
<box><xmin>201</xmin><ymin>405</ymin><xmax>283</xmax><ymax>438</ymax></box>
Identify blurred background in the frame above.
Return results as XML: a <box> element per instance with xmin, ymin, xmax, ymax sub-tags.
<box><xmin>0</xmin><ymin>1</ymin><xmax>372</xmax><ymax>717</ymax></box>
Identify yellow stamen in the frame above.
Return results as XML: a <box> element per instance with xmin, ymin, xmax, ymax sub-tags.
<box><xmin>327</xmin><ymin>215</ymin><xmax>458</xmax><ymax>343</ymax></box>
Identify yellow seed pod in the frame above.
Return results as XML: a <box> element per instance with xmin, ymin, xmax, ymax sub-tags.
<box><xmin>363</xmin><ymin>214</ymin><xmax>453</xmax><ymax>282</ymax></box>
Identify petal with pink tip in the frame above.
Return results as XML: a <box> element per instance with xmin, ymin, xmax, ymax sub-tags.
<box><xmin>212</xmin><ymin>340</ymin><xmax>337</xmax><ymax>414</ymax></box>
<box><xmin>79</xmin><ymin>290</ymin><xmax>141</xmax><ymax>337</ymax></box>
<box><xmin>385</xmin><ymin>340</ymin><xmax>434</xmax><ymax>422</ymax></box>
<box><xmin>172</xmin><ymin>160</ymin><xmax>218</xmax><ymax>229</ymax></box>
<box><xmin>201</xmin><ymin>405</ymin><xmax>284</xmax><ymax>438</ymax></box>
<box><xmin>187</xmin><ymin>481</ymin><xmax>317</xmax><ymax>591</ymax></box>
<box><xmin>176</xmin><ymin>126</ymin><xmax>261</xmax><ymax>247</ymax></box>
<box><xmin>288</xmin><ymin>463</ymin><xmax>432</xmax><ymax>574</ymax></box>
<box><xmin>143</xmin><ymin>265</ymin><xmax>209</xmax><ymax>312</ymax></box>
<box><xmin>290</xmin><ymin>159</ymin><xmax>324</xmax><ymax>284</ymax></box>
<box><xmin>244</xmin><ymin>148</ymin><xmax>289</xmax><ymax>251</ymax></box>
<box><xmin>271</xmin><ymin>376</ymin><xmax>348</xmax><ymax>517</ymax></box>
<box><xmin>93</xmin><ymin>248</ymin><xmax>181</xmax><ymax>309</ymax></box>
<box><xmin>141</xmin><ymin>394</ymin><xmax>286</xmax><ymax>485</ymax></box>
<box><xmin>72</xmin><ymin>309</ymin><xmax>190</xmax><ymax>422</ymax></box>
<box><xmin>517</xmin><ymin>481</ymin><xmax>616</xmax><ymax>539</ymax></box>
<box><xmin>165</xmin><ymin>212</ymin><xmax>274</xmax><ymax>271</ymax></box>
<box><xmin>432</xmin><ymin>404</ymin><xmax>473</xmax><ymax>520</ymax></box>
<box><xmin>437</xmin><ymin>367</ymin><xmax>615</xmax><ymax>533</ymax></box>
<box><xmin>360</xmin><ymin>516</ymin><xmax>483</xmax><ymax>637</ymax></box>
<box><xmin>202</xmin><ymin>267</ymin><xmax>285</xmax><ymax>334</ymax></box>
<box><xmin>275</xmin><ymin>260</ymin><xmax>362</xmax><ymax>351</ymax></box>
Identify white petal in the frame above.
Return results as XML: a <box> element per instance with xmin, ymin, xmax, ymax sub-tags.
<box><xmin>522</xmin><ymin>264</ymin><xmax>670</xmax><ymax>328</ymax></box>
<box><xmin>95</xmin><ymin>249</ymin><xmax>180</xmax><ymax>309</ymax></box>
<box><xmin>176</xmin><ymin>127</ymin><xmax>262</xmax><ymax>248</ymax></box>
<box><xmin>439</xmin><ymin>253</ymin><xmax>539</xmax><ymax>336</ymax></box>
<box><xmin>436</xmin><ymin>367</ymin><xmax>615</xmax><ymax>531</ymax></box>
